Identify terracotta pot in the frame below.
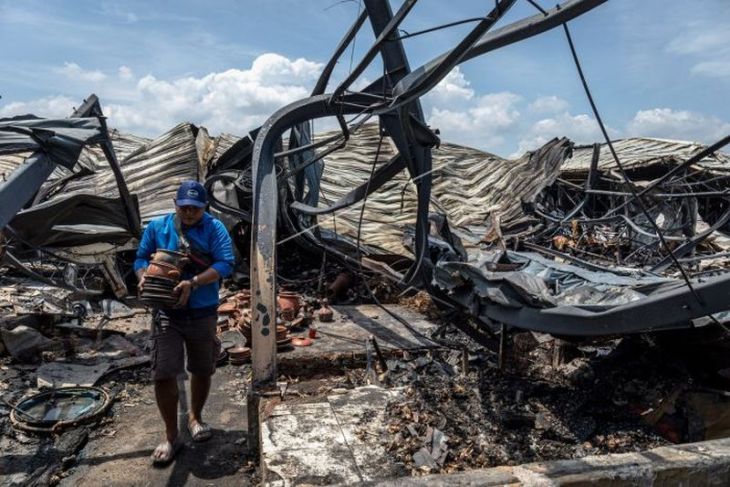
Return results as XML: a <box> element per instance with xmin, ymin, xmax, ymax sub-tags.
<box><xmin>152</xmin><ymin>249</ymin><xmax>189</xmax><ymax>267</ymax></box>
<box><xmin>280</xmin><ymin>308</ymin><xmax>296</xmax><ymax>322</ymax></box>
<box><xmin>308</xmin><ymin>327</ymin><xmax>318</xmax><ymax>339</ymax></box>
<box><xmin>317</xmin><ymin>299</ymin><xmax>334</xmax><ymax>323</ymax></box>
<box><xmin>228</xmin><ymin>346</ymin><xmax>251</xmax><ymax>360</ymax></box>
<box><xmin>292</xmin><ymin>337</ymin><xmax>313</xmax><ymax>347</ymax></box>
<box><xmin>276</xmin><ymin>325</ymin><xmax>288</xmax><ymax>341</ymax></box>
<box><xmin>218</xmin><ymin>302</ymin><xmax>237</xmax><ymax>314</ymax></box>
<box><xmin>235</xmin><ymin>290</ymin><xmax>251</xmax><ymax>308</ymax></box>
<box><xmin>277</xmin><ymin>291</ymin><xmax>300</xmax><ymax>314</ymax></box>
<box><xmin>145</xmin><ymin>262</ymin><xmax>182</xmax><ymax>280</ymax></box>
<box><xmin>327</xmin><ymin>272</ymin><xmax>352</xmax><ymax>301</ymax></box>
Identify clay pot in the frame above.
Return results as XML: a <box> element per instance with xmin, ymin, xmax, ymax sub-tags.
<box><xmin>308</xmin><ymin>327</ymin><xmax>318</xmax><ymax>339</ymax></box>
<box><xmin>292</xmin><ymin>337</ymin><xmax>313</xmax><ymax>347</ymax></box>
<box><xmin>280</xmin><ymin>308</ymin><xmax>296</xmax><ymax>322</ymax></box>
<box><xmin>327</xmin><ymin>272</ymin><xmax>352</xmax><ymax>302</ymax></box>
<box><xmin>218</xmin><ymin>301</ymin><xmax>238</xmax><ymax>314</ymax></box>
<box><xmin>235</xmin><ymin>289</ymin><xmax>251</xmax><ymax>308</ymax></box>
<box><xmin>317</xmin><ymin>300</ymin><xmax>333</xmax><ymax>323</ymax></box>
<box><xmin>228</xmin><ymin>346</ymin><xmax>251</xmax><ymax>361</ymax></box>
<box><xmin>152</xmin><ymin>249</ymin><xmax>189</xmax><ymax>267</ymax></box>
<box><xmin>145</xmin><ymin>262</ymin><xmax>182</xmax><ymax>280</ymax></box>
<box><xmin>276</xmin><ymin>325</ymin><xmax>288</xmax><ymax>341</ymax></box>
<box><xmin>277</xmin><ymin>291</ymin><xmax>300</xmax><ymax>315</ymax></box>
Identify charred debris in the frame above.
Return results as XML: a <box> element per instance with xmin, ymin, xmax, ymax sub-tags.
<box><xmin>1</xmin><ymin>0</ymin><xmax>730</xmax><ymax>482</ymax></box>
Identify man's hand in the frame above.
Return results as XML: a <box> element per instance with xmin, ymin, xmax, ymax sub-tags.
<box><xmin>136</xmin><ymin>270</ymin><xmax>147</xmax><ymax>296</ymax></box>
<box><xmin>173</xmin><ymin>280</ymin><xmax>193</xmax><ymax>307</ymax></box>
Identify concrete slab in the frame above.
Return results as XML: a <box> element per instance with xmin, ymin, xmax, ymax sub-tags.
<box><xmin>278</xmin><ymin>305</ymin><xmax>439</xmax><ymax>371</ymax></box>
<box><xmin>262</xmin><ymin>385</ymin><xmax>406</xmax><ymax>486</ymax></box>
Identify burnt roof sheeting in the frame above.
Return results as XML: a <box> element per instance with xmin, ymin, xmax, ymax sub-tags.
<box><xmin>432</xmin><ymin>249</ymin><xmax>730</xmax><ymax>335</ymax></box>
<box><xmin>10</xmin><ymin>193</ymin><xmax>140</xmax><ymax>247</ymax></box>
<box><xmin>0</xmin><ymin>151</ymin><xmax>32</xmax><ymax>183</ymax></box>
<box><xmin>564</xmin><ymin>138</ymin><xmax>730</xmax><ymax>175</ymax></box>
<box><xmin>0</xmin><ymin>116</ymin><xmax>105</xmax><ymax>169</ymax></box>
<box><xmin>311</xmin><ymin>127</ymin><xmax>729</xmax><ymax>261</ymax></box>
<box><xmin>312</xmin><ymin>123</ymin><xmax>571</xmax><ymax>256</ymax></box>
<box><xmin>40</xmin><ymin>123</ymin><xmax>205</xmax><ymax>223</ymax></box>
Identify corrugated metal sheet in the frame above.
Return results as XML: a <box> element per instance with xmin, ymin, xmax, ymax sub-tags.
<box><xmin>45</xmin><ymin>123</ymin><xmax>205</xmax><ymax>223</ymax></box>
<box><xmin>564</xmin><ymin>137</ymin><xmax>730</xmax><ymax>174</ymax></box>
<box><xmin>312</xmin><ymin>127</ymin><xmax>729</xmax><ymax>258</ymax></box>
<box><xmin>313</xmin><ymin>124</ymin><xmax>566</xmax><ymax>256</ymax></box>
<box><xmin>0</xmin><ymin>152</ymin><xmax>30</xmax><ymax>179</ymax></box>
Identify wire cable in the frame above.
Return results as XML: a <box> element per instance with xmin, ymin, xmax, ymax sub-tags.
<box><xmin>560</xmin><ymin>21</ymin><xmax>702</xmax><ymax>303</ymax></box>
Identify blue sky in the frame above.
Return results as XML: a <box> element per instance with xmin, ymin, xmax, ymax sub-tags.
<box><xmin>0</xmin><ymin>0</ymin><xmax>728</xmax><ymax>157</ymax></box>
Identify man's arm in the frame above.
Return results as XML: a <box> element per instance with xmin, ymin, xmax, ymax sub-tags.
<box><xmin>207</xmin><ymin>219</ymin><xmax>235</xmax><ymax>279</ymax></box>
<box><xmin>134</xmin><ymin>223</ymin><xmax>156</xmax><ymax>291</ymax></box>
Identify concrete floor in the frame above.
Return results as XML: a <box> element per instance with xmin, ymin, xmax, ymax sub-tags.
<box><xmin>262</xmin><ymin>386</ymin><xmax>406</xmax><ymax>485</ymax></box>
<box><xmin>61</xmin><ymin>366</ymin><xmax>253</xmax><ymax>487</ymax></box>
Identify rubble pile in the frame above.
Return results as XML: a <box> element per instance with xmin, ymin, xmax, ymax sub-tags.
<box><xmin>378</xmin><ymin>330</ymin><xmax>730</xmax><ymax>476</ymax></box>
<box><xmin>522</xmin><ymin>138</ymin><xmax>730</xmax><ymax>274</ymax></box>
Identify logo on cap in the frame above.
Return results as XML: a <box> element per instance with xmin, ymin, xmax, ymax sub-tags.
<box><xmin>187</xmin><ymin>189</ymin><xmax>199</xmax><ymax>198</ymax></box>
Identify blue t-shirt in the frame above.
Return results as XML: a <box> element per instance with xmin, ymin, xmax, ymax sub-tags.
<box><xmin>134</xmin><ymin>212</ymin><xmax>234</xmax><ymax>310</ymax></box>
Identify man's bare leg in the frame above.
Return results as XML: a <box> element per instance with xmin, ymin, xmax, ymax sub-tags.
<box><xmin>189</xmin><ymin>373</ymin><xmax>211</xmax><ymax>427</ymax></box>
<box><xmin>154</xmin><ymin>378</ymin><xmax>179</xmax><ymax>443</ymax></box>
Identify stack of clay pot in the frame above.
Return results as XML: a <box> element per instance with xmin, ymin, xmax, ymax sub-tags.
<box><xmin>228</xmin><ymin>346</ymin><xmax>251</xmax><ymax>365</ymax></box>
<box><xmin>140</xmin><ymin>250</ymin><xmax>188</xmax><ymax>309</ymax></box>
<box><xmin>215</xmin><ymin>289</ymin><xmax>312</xmax><ymax>353</ymax></box>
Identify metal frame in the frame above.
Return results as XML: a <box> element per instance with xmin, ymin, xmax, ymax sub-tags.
<box><xmin>245</xmin><ymin>0</ymin><xmax>609</xmax><ymax>453</ymax></box>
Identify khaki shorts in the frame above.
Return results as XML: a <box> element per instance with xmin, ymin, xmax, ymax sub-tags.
<box><xmin>150</xmin><ymin>310</ymin><xmax>219</xmax><ymax>380</ymax></box>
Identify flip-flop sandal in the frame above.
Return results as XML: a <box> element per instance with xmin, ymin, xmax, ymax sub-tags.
<box><xmin>189</xmin><ymin>421</ymin><xmax>212</xmax><ymax>442</ymax></box>
<box><xmin>151</xmin><ymin>437</ymin><xmax>183</xmax><ymax>465</ymax></box>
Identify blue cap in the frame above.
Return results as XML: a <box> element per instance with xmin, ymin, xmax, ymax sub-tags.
<box><xmin>175</xmin><ymin>180</ymin><xmax>207</xmax><ymax>208</ymax></box>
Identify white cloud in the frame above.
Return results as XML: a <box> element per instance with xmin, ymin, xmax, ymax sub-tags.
<box><xmin>57</xmin><ymin>62</ymin><xmax>107</xmax><ymax>82</ymax></box>
<box><xmin>4</xmin><ymin>56</ymin><xmax>727</xmax><ymax>162</ymax></box>
<box><xmin>667</xmin><ymin>21</ymin><xmax>730</xmax><ymax>79</ymax></box>
<box><xmin>691</xmin><ymin>60</ymin><xmax>730</xmax><ymax>79</ymax></box>
<box><xmin>529</xmin><ymin>95</ymin><xmax>569</xmax><ymax>114</ymax></box>
<box><xmin>626</xmin><ymin>108</ymin><xmax>730</xmax><ymax>143</ymax></box>
<box><xmin>667</xmin><ymin>24</ymin><xmax>730</xmax><ymax>55</ymax></box>
<box><xmin>118</xmin><ymin>65</ymin><xmax>134</xmax><ymax>80</ymax></box>
<box><xmin>429</xmin><ymin>67</ymin><xmax>474</xmax><ymax>103</ymax></box>
<box><xmin>107</xmin><ymin>53</ymin><xmax>322</xmax><ymax>134</ymax></box>
<box><xmin>512</xmin><ymin>112</ymin><xmax>608</xmax><ymax>158</ymax></box>
<box><xmin>0</xmin><ymin>53</ymin><xmax>324</xmax><ymax>137</ymax></box>
<box><xmin>0</xmin><ymin>95</ymin><xmax>76</xmax><ymax>119</ymax></box>
<box><xmin>427</xmin><ymin>92</ymin><xmax>521</xmax><ymax>148</ymax></box>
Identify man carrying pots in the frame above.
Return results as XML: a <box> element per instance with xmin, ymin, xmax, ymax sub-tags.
<box><xmin>134</xmin><ymin>180</ymin><xmax>234</xmax><ymax>464</ymax></box>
